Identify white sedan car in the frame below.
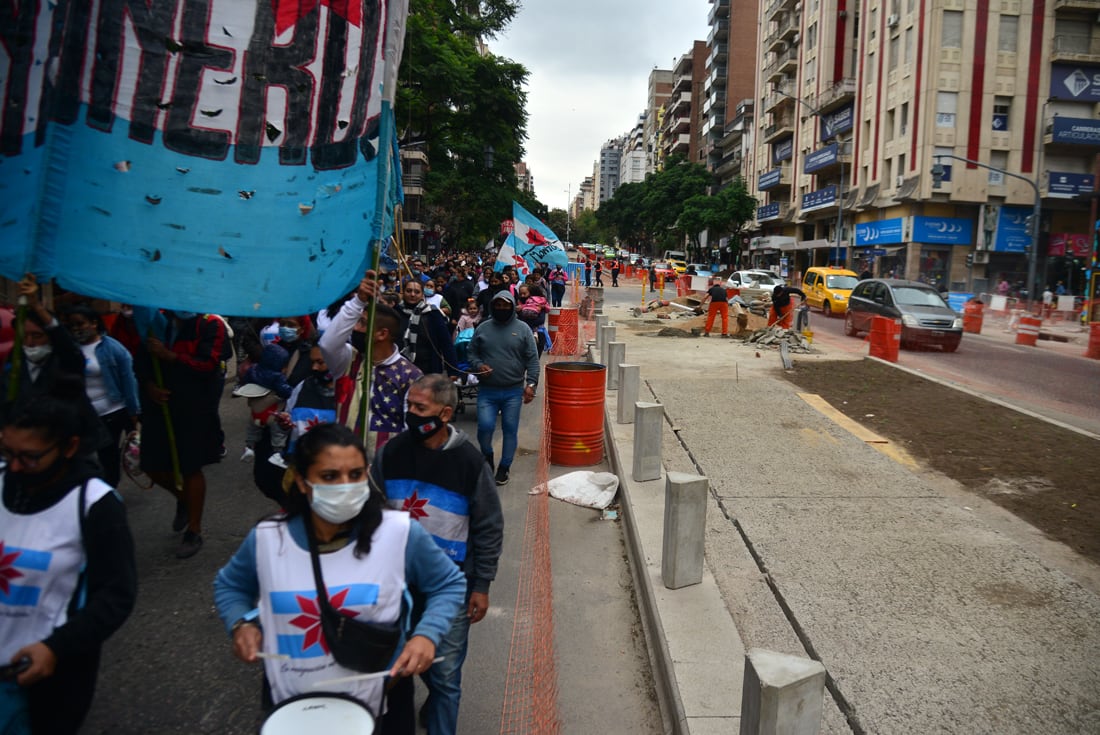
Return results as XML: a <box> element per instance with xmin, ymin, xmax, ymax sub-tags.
<box><xmin>724</xmin><ymin>270</ymin><xmax>786</xmax><ymax>290</ymax></box>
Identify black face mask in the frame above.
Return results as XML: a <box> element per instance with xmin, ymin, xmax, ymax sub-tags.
<box><xmin>405</xmin><ymin>411</ymin><xmax>445</xmax><ymax>442</ymax></box>
<box><xmin>312</xmin><ymin>369</ymin><xmax>333</xmax><ymax>383</ymax></box>
<box><xmin>491</xmin><ymin>307</ymin><xmax>513</xmax><ymax>323</ymax></box>
<box><xmin>350</xmin><ymin>331</ymin><xmax>367</xmax><ymax>354</ymax></box>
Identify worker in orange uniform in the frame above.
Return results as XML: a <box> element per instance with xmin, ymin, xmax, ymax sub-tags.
<box><xmin>770</xmin><ymin>284</ymin><xmax>806</xmax><ymax>329</ymax></box>
<box><xmin>700</xmin><ymin>278</ymin><xmax>731</xmax><ymax>337</ymax></box>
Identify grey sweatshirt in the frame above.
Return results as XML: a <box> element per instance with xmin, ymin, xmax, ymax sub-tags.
<box><xmin>466</xmin><ymin>290</ymin><xmax>540</xmax><ymax>389</ymax></box>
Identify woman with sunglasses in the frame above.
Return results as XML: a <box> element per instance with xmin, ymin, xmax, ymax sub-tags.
<box><xmin>214</xmin><ymin>423</ymin><xmax>465</xmax><ymax>732</ymax></box>
<box><xmin>0</xmin><ymin>394</ymin><xmax>137</xmax><ymax>734</ymax></box>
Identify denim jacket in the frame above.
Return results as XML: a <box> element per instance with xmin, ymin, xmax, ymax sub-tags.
<box><xmin>94</xmin><ymin>336</ymin><xmax>141</xmax><ymax>416</ymax></box>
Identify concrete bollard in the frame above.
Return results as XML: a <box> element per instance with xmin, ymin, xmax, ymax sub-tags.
<box><xmin>661</xmin><ymin>472</ymin><xmax>707</xmax><ymax>589</ymax></box>
<box><xmin>599</xmin><ymin>325</ymin><xmax>616</xmax><ymax>362</ymax></box>
<box><xmin>632</xmin><ymin>402</ymin><xmax>663</xmax><ymax>482</ymax></box>
<box><xmin>606</xmin><ymin>343</ymin><xmax>625</xmax><ymax>389</ymax></box>
<box><xmin>739</xmin><ymin>648</ymin><xmax>826</xmax><ymax>735</ymax></box>
<box><xmin>617</xmin><ymin>365</ymin><xmax>640</xmax><ymax>424</ymax></box>
<box><xmin>593</xmin><ymin>315</ymin><xmax>607</xmax><ymax>350</ymax></box>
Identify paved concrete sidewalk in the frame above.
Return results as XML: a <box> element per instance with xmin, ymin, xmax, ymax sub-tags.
<box><xmin>593</xmin><ymin>303</ymin><xmax>1100</xmax><ymax>735</ymax></box>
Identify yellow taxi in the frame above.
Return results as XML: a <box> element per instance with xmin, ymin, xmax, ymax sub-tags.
<box><xmin>802</xmin><ymin>266</ymin><xmax>861</xmax><ymax>317</ymax></box>
<box><xmin>668</xmin><ymin>259</ymin><xmax>688</xmax><ymax>274</ymax></box>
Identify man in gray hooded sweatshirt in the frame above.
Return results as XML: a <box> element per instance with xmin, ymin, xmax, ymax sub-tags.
<box><xmin>466</xmin><ymin>290</ymin><xmax>540</xmax><ymax>485</ymax></box>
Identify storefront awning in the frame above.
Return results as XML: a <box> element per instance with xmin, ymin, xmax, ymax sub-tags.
<box><xmin>859</xmin><ymin>184</ymin><xmax>880</xmax><ymax>208</ymax></box>
<box><xmin>894</xmin><ymin>177</ymin><xmax>921</xmax><ymax>201</ymax></box>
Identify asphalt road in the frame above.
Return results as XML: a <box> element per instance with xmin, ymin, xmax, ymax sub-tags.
<box><xmin>804</xmin><ymin>305</ymin><xmax>1100</xmax><ymax>435</ymax></box>
<box><xmin>80</xmin><ymin>341</ymin><xmax>659</xmax><ymax>733</ymax></box>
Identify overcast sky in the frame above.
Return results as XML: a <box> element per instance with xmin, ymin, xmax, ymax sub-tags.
<box><xmin>492</xmin><ymin>1</ymin><xmax>711</xmax><ymax>213</ymax></box>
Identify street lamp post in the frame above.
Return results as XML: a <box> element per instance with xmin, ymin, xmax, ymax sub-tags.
<box><xmin>775</xmin><ymin>89</ymin><xmax>847</xmax><ymax>267</ymax></box>
<box><xmin>930</xmin><ymin>154</ymin><xmax>1040</xmax><ymax>305</ymax></box>
<box><xmin>564</xmin><ymin>184</ymin><xmax>572</xmax><ymax>242</ymax></box>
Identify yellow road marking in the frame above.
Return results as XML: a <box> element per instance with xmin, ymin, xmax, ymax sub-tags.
<box><xmin>797</xmin><ymin>393</ymin><xmax>920</xmax><ymax>470</ymax></box>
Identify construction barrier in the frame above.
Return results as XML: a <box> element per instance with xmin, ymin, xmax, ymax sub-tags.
<box><xmin>547</xmin><ymin>306</ymin><xmax>579</xmax><ymax>356</ymax></box>
<box><xmin>1015</xmin><ymin>315</ymin><xmax>1041</xmax><ymax>346</ymax></box>
<box><xmin>545</xmin><ymin>362</ymin><xmax>605</xmax><ymax>466</ymax></box>
<box><xmin>963</xmin><ymin>300</ymin><xmax>984</xmax><ymax>334</ymax></box>
<box><xmin>1086</xmin><ymin>323</ymin><xmax>1100</xmax><ymax>360</ymax></box>
<box><xmin>868</xmin><ymin>316</ymin><xmax>900</xmax><ymax>362</ymax></box>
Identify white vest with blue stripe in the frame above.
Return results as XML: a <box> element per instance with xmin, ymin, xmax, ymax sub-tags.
<box><xmin>0</xmin><ymin>476</ymin><xmax>113</xmax><ymax>663</ymax></box>
<box><xmin>255</xmin><ymin>511</ymin><xmax>408</xmax><ymax>714</ymax></box>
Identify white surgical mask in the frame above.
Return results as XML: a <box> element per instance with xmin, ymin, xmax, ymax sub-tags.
<box><xmin>23</xmin><ymin>345</ymin><xmax>53</xmax><ymax>363</ymax></box>
<box><xmin>308</xmin><ymin>480</ymin><xmax>370</xmax><ymax>524</ymax></box>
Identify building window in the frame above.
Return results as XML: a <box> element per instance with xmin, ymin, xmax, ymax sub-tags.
<box><xmin>1054</xmin><ymin>19</ymin><xmax>1090</xmax><ymax>55</ymax></box>
<box><xmin>898</xmin><ymin>153</ymin><xmax>906</xmax><ymax>176</ymax></box>
<box><xmin>989</xmin><ymin>150</ymin><xmax>1008</xmax><ymax>186</ymax></box>
<box><xmin>889</xmin><ymin>36</ymin><xmax>899</xmax><ymax>70</ymax></box>
<box><xmin>998</xmin><ymin>15</ymin><xmax>1018</xmax><ymax>53</ymax></box>
<box><xmin>807</xmin><ymin>23</ymin><xmax>817</xmax><ymax>50</ymax></box>
<box><xmin>900</xmin><ymin>102</ymin><xmax>909</xmax><ymax>136</ymax></box>
<box><xmin>905</xmin><ymin>27</ymin><xmax>914</xmax><ymax>64</ymax></box>
<box><xmin>993</xmin><ymin>97</ymin><xmax>1010</xmax><ymax>132</ymax></box>
<box><xmin>936</xmin><ymin>91</ymin><xmax>958</xmax><ymax>128</ymax></box>
<box><xmin>942</xmin><ymin>10</ymin><xmax>963</xmax><ymax>49</ymax></box>
<box><xmin>886</xmin><ymin>109</ymin><xmax>896</xmax><ymax>141</ymax></box>
<box><xmin>885</xmin><ymin>158</ymin><xmax>894</xmax><ymax>187</ymax></box>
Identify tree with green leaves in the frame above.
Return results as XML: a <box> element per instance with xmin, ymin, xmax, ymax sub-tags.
<box><xmin>397</xmin><ymin>0</ymin><xmax>533</xmax><ymax>249</ymax></box>
<box><xmin>678</xmin><ymin>177</ymin><xmax>756</xmax><ymax>261</ymax></box>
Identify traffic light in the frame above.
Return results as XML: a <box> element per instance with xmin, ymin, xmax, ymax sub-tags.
<box><xmin>965</xmin><ymin>253</ymin><xmax>974</xmax><ymax>268</ymax></box>
<box><xmin>1024</xmin><ymin>215</ymin><xmax>1037</xmax><ymax>237</ymax></box>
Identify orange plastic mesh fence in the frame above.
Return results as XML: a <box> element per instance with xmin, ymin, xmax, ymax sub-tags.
<box><xmin>499</xmin><ymin>362</ymin><xmax>562</xmax><ymax>733</ymax></box>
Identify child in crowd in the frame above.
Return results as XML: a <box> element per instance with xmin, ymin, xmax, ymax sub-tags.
<box><xmin>455</xmin><ymin>298</ymin><xmax>480</xmax><ymax>335</ymax></box>
<box><xmin>236</xmin><ymin>343</ymin><xmax>294</xmax><ymax>468</ymax></box>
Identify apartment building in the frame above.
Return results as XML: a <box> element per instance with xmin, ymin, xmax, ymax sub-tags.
<box><xmin>514</xmin><ymin>162</ymin><xmax>534</xmax><ymax>196</ymax></box>
<box><xmin>595</xmin><ymin>137</ymin><xmax>625</xmax><ymax>206</ymax></box>
<box><xmin>621</xmin><ymin>114</ymin><xmax>648</xmax><ymax>185</ymax></box>
<box><xmin>706</xmin><ymin>0</ymin><xmax>760</xmax><ymax>188</ymax></box>
<box><xmin>645</xmin><ymin>69</ymin><xmax>674</xmax><ymax>174</ymax></box>
<box><xmin>750</xmin><ymin>0</ymin><xmax>1097</xmax><ymax>296</ymax></box>
<box><xmin>400</xmin><ymin>144</ymin><xmax>429</xmax><ymax>253</ymax></box>
<box><xmin>659</xmin><ymin>42</ymin><xmax>709</xmax><ymax>167</ymax></box>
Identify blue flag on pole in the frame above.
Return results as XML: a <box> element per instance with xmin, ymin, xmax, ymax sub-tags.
<box><xmin>0</xmin><ymin>1</ymin><xmax>410</xmax><ymax>317</ymax></box>
<box><xmin>511</xmin><ymin>201</ymin><xmax>570</xmax><ymax>267</ymax></box>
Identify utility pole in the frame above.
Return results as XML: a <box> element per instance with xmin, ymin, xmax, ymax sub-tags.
<box><xmin>565</xmin><ymin>184</ymin><xmax>572</xmax><ymax>242</ymax></box>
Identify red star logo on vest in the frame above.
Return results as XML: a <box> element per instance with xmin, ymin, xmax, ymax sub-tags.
<box><xmin>273</xmin><ymin>0</ymin><xmax>363</xmax><ymax>36</ymax></box>
<box><xmin>0</xmin><ymin>542</ymin><xmax>23</xmax><ymax>596</ymax></box>
<box><xmin>289</xmin><ymin>587</ymin><xmax>359</xmax><ymax>653</ymax></box>
<box><xmin>402</xmin><ymin>491</ymin><xmax>430</xmax><ymax>521</ymax></box>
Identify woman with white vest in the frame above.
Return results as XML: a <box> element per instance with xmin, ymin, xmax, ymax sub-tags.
<box><xmin>214</xmin><ymin>423</ymin><xmax>465</xmax><ymax>730</ymax></box>
<box><xmin>0</xmin><ymin>394</ymin><xmax>137</xmax><ymax>734</ymax></box>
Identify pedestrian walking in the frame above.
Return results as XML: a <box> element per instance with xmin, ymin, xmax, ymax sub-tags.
<box><xmin>548</xmin><ymin>264</ymin><xmax>569</xmax><ymax>307</ymax></box>
<box><xmin>0</xmin><ymin>396</ymin><xmax>137</xmax><ymax>735</ymax></box>
<box><xmin>583</xmin><ymin>259</ymin><xmax>592</xmax><ymax>288</ymax></box>
<box><xmin>466</xmin><ymin>291</ymin><xmax>540</xmax><ymax>486</ymax></box>
<box><xmin>700</xmin><ymin>278</ymin><xmax>730</xmax><ymax>337</ymax></box>
<box><xmin>396</xmin><ymin>279</ymin><xmax>459</xmax><ymax>378</ymax></box>
<box><xmin>594</xmin><ymin>259</ymin><xmax>604</xmax><ymax>287</ymax></box>
<box><xmin>214</xmin><ymin>423</ymin><xmax>466</xmax><ymax>731</ymax></box>
<box><xmin>372</xmin><ymin>374</ymin><xmax>504</xmax><ymax>735</ymax></box>
<box><xmin>648</xmin><ymin>264</ymin><xmax>658</xmax><ymax>293</ymax></box>
<box><xmin>610</xmin><ymin>259</ymin><xmax>621</xmax><ymax>287</ymax></box>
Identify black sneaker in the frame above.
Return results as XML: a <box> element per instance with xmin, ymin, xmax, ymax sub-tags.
<box><xmin>172</xmin><ymin>500</ymin><xmax>188</xmax><ymax>532</ymax></box>
<box><xmin>176</xmin><ymin>531</ymin><xmax>203</xmax><ymax>559</ymax></box>
<box><xmin>494</xmin><ymin>466</ymin><xmax>510</xmax><ymax>486</ymax></box>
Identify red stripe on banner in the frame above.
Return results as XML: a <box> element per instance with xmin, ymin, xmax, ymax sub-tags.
<box><xmin>966</xmin><ymin>0</ymin><xmax>991</xmax><ymax>166</ymax></box>
<box><xmin>910</xmin><ymin>0</ymin><xmax>926</xmax><ymax>170</ymax></box>
<box><xmin>1022</xmin><ymin>0</ymin><xmax>1046</xmax><ymax>174</ymax></box>
<box><xmin>873</xmin><ymin>0</ymin><xmax>885</xmax><ymax>180</ymax></box>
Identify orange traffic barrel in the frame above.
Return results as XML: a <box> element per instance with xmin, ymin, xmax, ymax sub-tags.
<box><xmin>1015</xmin><ymin>315</ymin><xmax>1041</xmax><ymax>346</ymax></box>
<box><xmin>548</xmin><ymin>307</ymin><xmax>579</xmax><ymax>356</ymax></box>
<box><xmin>1085</xmin><ymin>322</ymin><xmax>1100</xmax><ymax>360</ymax></box>
<box><xmin>868</xmin><ymin>316</ymin><xmax>900</xmax><ymax>362</ymax></box>
<box><xmin>546</xmin><ymin>362</ymin><xmax>606</xmax><ymax>466</ymax></box>
<box><xmin>963</xmin><ymin>300</ymin><xmax>984</xmax><ymax>334</ymax></box>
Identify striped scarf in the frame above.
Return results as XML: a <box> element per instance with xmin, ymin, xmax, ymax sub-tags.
<box><xmin>399</xmin><ymin>300</ymin><xmax>434</xmax><ymax>365</ymax></box>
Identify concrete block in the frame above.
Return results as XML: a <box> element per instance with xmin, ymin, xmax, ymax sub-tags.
<box><xmin>599</xmin><ymin>325</ymin><xmax>616</xmax><ymax>363</ymax></box>
<box><xmin>632</xmin><ymin>402</ymin><xmax>663</xmax><ymax>482</ymax></box>
<box><xmin>594</xmin><ymin>315</ymin><xmax>606</xmax><ymax>354</ymax></box>
<box><xmin>661</xmin><ymin>472</ymin><xmax>708</xmax><ymax>589</ymax></box>
<box><xmin>606</xmin><ymin>343</ymin><xmax>626</xmax><ymax>389</ymax></box>
<box><xmin>739</xmin><ymin>648</ymin><xmax>826</xmax><ymax>735</ymax></box>
<box><xmin>617</xmin><ymin>365</ymin><xmax>640</xmax><ymax>424</ymax></box>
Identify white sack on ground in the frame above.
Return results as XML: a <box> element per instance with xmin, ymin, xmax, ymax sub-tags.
<box><xmin>548</xmin><ymin>471</ymin><xmax>620</xmax><ymax>509</ymax></box>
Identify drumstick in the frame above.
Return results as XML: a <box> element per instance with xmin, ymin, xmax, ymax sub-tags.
<box><xmin>255</xmin><ymin>652</ymin><xmax>291</xmax><ymax>661</ymax></box>
<box><xmin>310</xmin><ymin>657</ymin><xmax>444</xmax><ymax>689</ymax></box>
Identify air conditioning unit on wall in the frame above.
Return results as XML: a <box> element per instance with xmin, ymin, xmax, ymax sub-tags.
<box><xmin>887</xmin><ymin>14</ymin><xmax>900</xmax><ymax>28</ymax></box>
<box><xmin>973</xmin><ymin>251</ymin><xmax>990</xmax><ymax>265</ymax></box>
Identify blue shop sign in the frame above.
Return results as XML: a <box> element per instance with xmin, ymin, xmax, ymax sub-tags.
<box><xmin>1050</xmin><ymin>64</ymin><xmax>1100</xmax><ymax>101</ymax></box>
<box><xmin>758</xmin><ymin>202</ymin><xmax>781</xmax><ymax>221</ymax></box>
<box><xmin>1047</xmin><ymin>171</ymin><xmax>1095</xmax><ymax>198</ymax></box>
<box><xmin>1051</xmin><ymin>117</ymin><xmax>1100</xmax><ymax>146</ymax></box>
<box><xmin>912</xmin><ymin>216</ymin><xmax>971</xmax><ymax>245</ymax></box>
<box><xmin>945</xmin><ymin>293</ymin><xmax>973</xmax><ymax>313</ymax></box>
<box><xmin>804</xmin><ymin>143</ymin><xmax>839</xmax><ymax>174</ymax></box>
<box><xmin>759</xmin><ymin>168</ymin><xmax>782</xmax><ymax>190</ymax></box>
<box><xmin>772</xmin><ymin>138</ymin><xmax>794</xmax><ymax>164</ymax></box>
<box><xmin>993</xmin><ymin>206</ymin><xmax>1031</xmax><ymax>253</ymax></box>
<box><xmin>854</xmin><ymin>217</ymin><xmax>904</xmax><ymax>246</ymax></box>
<box><xmin>801</xmin><ymin>185</ymin><xmax>837</xmax><ymax>213</ymax></box>
<box><xmin>821</xmin><ymin>103</ymin><xmax>854</xmax><ymax>138</ymax></box>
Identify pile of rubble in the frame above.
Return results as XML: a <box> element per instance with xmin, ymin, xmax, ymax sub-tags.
<box><xmin>746</xmin><ymin>292</ymin><xmax>772</xmax><ymax>318</ymax></box>
<box><xmin>738</xmin><ymin>325</ymin><xmax>813</xmax><ymax>353</ymax></box>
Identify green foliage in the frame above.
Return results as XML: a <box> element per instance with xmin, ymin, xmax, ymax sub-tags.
<box><xmin>397</xmin><ymin>0</ymin><xmax>534</xmax><ymax>249</ymax></box>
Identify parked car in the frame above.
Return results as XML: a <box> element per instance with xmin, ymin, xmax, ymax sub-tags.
<box><xmin>686</xmin><ymin>263</ymin><xmax>713</xmax><ymax>276</ymax></box>
<box><xmin>651</xmin><ymin>261</ymin><xmax>678</xmax><ymax>280</ymax></box>
<box><xmin>724</xmin><ymin>270</ymin><xmax>785</xmax><ymax>290</ymax></box>
<box><xmin>668</xmin><ymin>259</ymin><xmax>688</xmax><ymax>275</ymax></box>
<box><xmin>845</xmin><ymin>279</ymin><xmax>963</xmax><ymax>351</ymax></box>
<box><xmin>803</xmin><ymin>266</ymin><xmax>860</xmax><ymax>318</ymax></box>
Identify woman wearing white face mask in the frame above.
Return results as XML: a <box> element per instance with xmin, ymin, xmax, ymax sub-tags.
<box><xmin>214</xmin><ymin>423</ymin><xmax>465</xmax><ymax>729</ymax></box>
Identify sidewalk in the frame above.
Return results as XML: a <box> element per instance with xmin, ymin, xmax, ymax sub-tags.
<box><xmin>593</xmin><ymin>300</ymin><xmax>1100</xmax><ymax>734</ymax></box>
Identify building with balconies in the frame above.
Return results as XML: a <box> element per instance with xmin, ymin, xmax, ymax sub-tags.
<box><xmin>645</xmin><ymin>69</ymin><xmax>674</xmax><ymax>175</ymax></box>
<box><xmin>659</xmin><ymin>43</ymin><xmax>708</xmax><ymax>166</ymax></box>
<box><xmin>400</xmin><ymin>144</ymin><xmax>429</xmax><ymax>252</ymax></box>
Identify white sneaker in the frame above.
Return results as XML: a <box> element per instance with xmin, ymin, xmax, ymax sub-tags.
<box><xmin>239</xmin><ymin>447</ymin><xmax>255</xmax><ymax>463</ymax></box>
<box><xmin>267</xmin><ymin>452</ymin><xmax>288</xmax><ymax>469</ymax></box>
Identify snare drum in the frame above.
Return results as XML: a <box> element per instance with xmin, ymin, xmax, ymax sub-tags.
<box><xmin>261</xmin><ymin>693</ymin><xmax>375</xmax><ymax>734</ymax></box>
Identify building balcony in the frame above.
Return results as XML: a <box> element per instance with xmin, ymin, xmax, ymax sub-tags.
<box><xmin>766</xmin><ymin>28</ymin><xmax>785</xmax><ymax>54</ymax></box>
<box><xmin>1051</xmin><ymin>34</ymin><xmax>1100</xmax><ymax>62</ymax></box>
<box><xmin>715</xmin><ymin>150</ymin><xmax>744</xmax><ymax>177</ymax></box>
<box><xmin>706</xmin><ymin>66</ymin><xmax>727</xmax><ymax>90</ymax></box>
<box><xmin>403</xmin><ymin>175</ymin><xmax>426</xmax><ymax>196</ymax></box>
<box><xmin>669</xmin><ymin>114</ymin><xmax>691</xmax><ymax>135</ymax></box>
<box><xmin>708</xmin><ymin>19</ymin><xmax>729</xmax><ymax>45</ymax></box>
<box><xmin>763</xmin><ymin>116</ymin><xmax>794</xmax><ymax>143</ymax></box>
<box><xmin>758</xmin><ymin>164</ymin><xmax>792</xmax><ymax>190</ymax></box>
<box><xmin>708</xmin><ymin>0</ymin><xmax>730</xmax><ymax>24</ymax></box>
<box><xmin>778</xmin><ymin>12</ymin><xmax>799</xmax><ymax>42</ymax></box>
<box><xmin>814</xmin><ymin>77</ymin><xmax>856</xmax><ymax>113</ymax></box>
<box><xmin>777</xmin><ymin>46</ymin><xmax>798</xmax><ymax>74</ymax></box>
<box><xmin>763</xmin><ymin>83</ymin><xmax>795</xmax><ymax>112</ymax></box>
<box><xmin>709</xmin><ymin>42</ymin><xmax>728</xmax><ymax>68</ymax></box>
<box><xmin>1054</xmin><ymin>0</ymin><xmax>1100</xmax><ymax>11</ymax></box>
<box><xmin>764</xmin><ymin>0</ymin><xmax>795</xmax><ymax>23</ymax></box>
<box><xmin>672</xmin><ymin>73</ymin><xmax>692</xmax><ymax>94</ymax></box>
<box><xmin>669</xmin><ymin>133</ymin><xmax>691</xmax><ymax>155</ymax></box>
<box><xmin>671</xmin><ymin>91</ymin><xmax>692</xmax><ymax>114</ymax></box>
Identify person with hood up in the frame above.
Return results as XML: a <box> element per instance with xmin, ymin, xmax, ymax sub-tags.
<box><xmin>465</xmin><ymin>291</ymin><xmax>540</xmax><ymax>486</ymax></box>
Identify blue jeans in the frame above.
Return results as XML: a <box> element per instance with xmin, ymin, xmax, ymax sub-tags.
<box><xmin>421</xmin><ymin>604</ymin><xmax>471</xmax><ymax>735</ymax></box>
<box><xmin>476</xmin><ymin>385</ymin><xmax>523</xmax><ymax>468</ymax></box>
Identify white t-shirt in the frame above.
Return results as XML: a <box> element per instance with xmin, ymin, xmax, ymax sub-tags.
<box><xmin>81</xmin><ymin>341</ymin><xmax>125</xmax><ymax>416</ymax></box>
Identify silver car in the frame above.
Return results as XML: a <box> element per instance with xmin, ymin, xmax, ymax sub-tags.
<box><xmin>844</xmin><ymin>279</ymin><xmax>963</xmax><ymax>352</ymax></box>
